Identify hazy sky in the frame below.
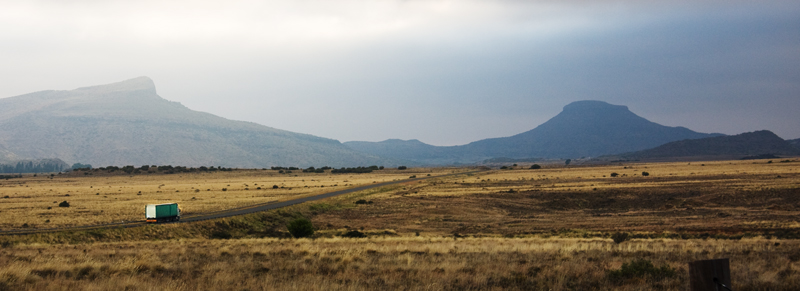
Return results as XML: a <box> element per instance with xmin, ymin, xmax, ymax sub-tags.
<box><xmin>1</xmin><ymin>0</ymin><xmax>798</xmax><ymax>145</ymax></box>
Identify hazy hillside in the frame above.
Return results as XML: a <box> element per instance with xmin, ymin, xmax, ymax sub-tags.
<box><xmin>343</xmin><ymin>139</ymin><xmax>462</xmax><ymax>165</ymax></box>
<box><xmin>0</xmin><ymin>77</ymin><xmax>388</xmax><ymax>168</ymax></box>
<box><xmin>616</xmin><ymin>130</ymin><xmax>800</xmax><ymax>160</ymax></box>
<box><xmin>346</xmin><ymin>101</ymin><xmax>720</xmax><ymax>164</ymax></box>
<box><xmin>0</xmin><ymin>145</ymin><xmax>17</xmax><ymax>164</ymax></box>
<box><xmin>789</xmin><ymin>138</ymin><xmax>800</xmax><ymax>150</ymax></box>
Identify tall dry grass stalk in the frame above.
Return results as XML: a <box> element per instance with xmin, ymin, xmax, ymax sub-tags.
<box><xmin>0</xmin><ymin>236</ymin><xmax>797</xmax><ymax>290</ymax></box>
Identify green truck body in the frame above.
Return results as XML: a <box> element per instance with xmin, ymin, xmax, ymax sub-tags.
<box><xmin>145</xmin><ymin>203</ymin><xmax>180</xmax><ymax>222</ymax></box>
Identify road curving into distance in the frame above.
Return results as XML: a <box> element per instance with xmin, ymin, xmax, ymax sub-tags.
<box><xmin>0</xmin><ymin>169</ymin><xmax>486</xmax><ymax>236</ymax></box>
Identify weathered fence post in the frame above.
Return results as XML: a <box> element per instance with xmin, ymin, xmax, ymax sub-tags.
<box><xmin>689</xmin><ymin>258</ymin><xmax>732</xmax><ymax>291</ymax></box>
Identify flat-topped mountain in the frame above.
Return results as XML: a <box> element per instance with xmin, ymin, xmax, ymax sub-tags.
<box><xmin>616</xmin><ymin>130</ymin><xmax>800</xmax><ymax>160</ymax></box>
<box><xmin>346</xmin><ymin>101</ymin><xmax>721</xmax><ymax>164</ymax></box>
<box><xmin>0</xmin><ymin>77</ymin><xmax>387</xmax><ymax>168</ymax></box>
<box><xmin>460</xmin><ymin>101</ymin><xmax>720</xmax><ymax>158</ymax></box>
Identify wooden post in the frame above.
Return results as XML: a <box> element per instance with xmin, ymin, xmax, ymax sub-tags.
<box><xmin>689</xmin><ymin>258</ymin><xmax>732</xmax><ymax>291</ymax></box>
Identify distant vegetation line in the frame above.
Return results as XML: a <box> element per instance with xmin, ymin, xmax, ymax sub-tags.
<box><xmin>68</xmin><ymin>164</ymin><xmax>407</xmax><ymax>175</ymax></box>
<box><xmin>0</xmin><ymin>159</ymin><xmax>68</xmax><ymax>174</ymax></box>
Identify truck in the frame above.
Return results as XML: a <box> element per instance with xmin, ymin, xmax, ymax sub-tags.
<box><xmin>145</xmin><ymin>203</ymin><xmax>180</xmax><ymax>223</ymax></box>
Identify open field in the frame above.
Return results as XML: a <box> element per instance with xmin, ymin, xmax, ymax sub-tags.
<box><xmin>313</xmin><ymin>159</ymin><xmax>800</xmax><ymax>237</ymax></box>
<box><xmin>0</xmin><ymin>158</ymin><xmax>799</xmax><ymax>290</ymax></box>
<box><xmin>0</xmin><ymin>168</ymin><xmax>461</xmax><ymax>229</ymax></box>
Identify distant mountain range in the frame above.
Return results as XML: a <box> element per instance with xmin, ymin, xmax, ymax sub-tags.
<box><xmin>0</xmin><ymin>77</ymin><xmax>388</xmax><ymax>168</ymax></box>
<box><xmin>613</xmin><ymin>130</ymin><xmax>800</xmax><ymax>161</ymax></box>
<box><xmin>2</xmin><ymin>78</ymin><xmax>796</xmax><ymax>169</ymax></box>
<box><xmin>345</xmin><ymin>101</ymin><xmax>722</xmax><ymax>164</ymax></box>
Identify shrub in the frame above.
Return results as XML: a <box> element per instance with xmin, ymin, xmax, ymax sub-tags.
<box><xmin>287</xmin><ymin>217</ymin><xmax>314</xmax><ymax>238</ymax></box>
<box><xmin>610</xmin><ymin>172</ymin><xmax>619</xmax><ymax>177</ymax></box>
<box><xmin>342</xmin><ymin>230</ymin><xmax>367</xmax><ymax>238</ymax></box>
<box><xmin>530</xmin><ymin>164</ymin><xmax>541</xmax><ymax>169</ymax></box>
<box><xmin>272</xmin><ymin>185</ymin><xmax>279</xmax><ymax>189</ymax></box>
<box><xmin>354</xmin><ymin>200</ymin><xmax>373</xmax><ymax>205</ymax></box>
<box><xmin>611</xmin><ymin>232</ymin><xmax>629</xmax><ymax>244</ymax></box>
<box><xmin>641</xmin><ymin>171</ymin><xmax>650</xmax><ymax>176</ymax></box>
<box><xmin>398</xmin><ymin>166</ymin><xmax>407</xmax><ymax>170</ymax></box>
<box><xmin>607</xmin><ymin>258</ymin><xmax>675</xmax><ymax>284</ymax></box>
<box><xmin>210</xmin><ymin>230</ymin><xmax>233</xmax><ymax>239</ymax></box>
<box><xmin>58</xmin><ymin>201</ymin><xmax>70</xmax><ymax>207</ymax></box>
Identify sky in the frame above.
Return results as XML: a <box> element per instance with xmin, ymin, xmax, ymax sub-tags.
<box><xmin>1</xmin><ymin>0</ymin><xmax>798</xmax><ymax>146</ymax></box>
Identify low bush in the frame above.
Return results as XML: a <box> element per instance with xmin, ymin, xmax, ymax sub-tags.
<box><xmin>611</xmin><ymin>232</ymin><xmax>629</xmax><ymax>244</ymax></box>
<box><xmin>287</xmin><ymin>217</ymin><xmax>314</xmax><ymax>238</ymax></box>
<box><xmin>342</xmin><ymin>230</ymin><xmax>367</xmax><ymax>238</ymax></box>
<box><xmin>607</xmin><ymin>258</ymin><xmax>675</xmax><ymax>284</ymax></box>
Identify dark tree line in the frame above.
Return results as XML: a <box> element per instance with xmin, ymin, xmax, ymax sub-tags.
<box><xmin>331</xmin><ymin>165</ymin><xmax>382</xmax><ymax>174</ymax></box>
<box><xmin>72</xmin><ymin>165</ymin><xmax>234</xmax><ymax>174</ymax></box>
<box><xmin>271</xmin><ymin>165</ymin><xmax>385</xmax><ymax>174</ymax></box>
<box><xmin>0</xmin><ymin>159</ymin><xmax>68</xmax><ymax>173</ymax></box>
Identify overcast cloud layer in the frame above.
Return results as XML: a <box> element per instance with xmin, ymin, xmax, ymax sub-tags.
<box><xmin>1</xmin><ymin>0</ymin><xmax>798</xmax><ymax>145</ymax></box>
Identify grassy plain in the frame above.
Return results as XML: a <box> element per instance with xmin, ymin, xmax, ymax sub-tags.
<box><xmin>1</xmin><ymin>237</ymin><xmax>798</xmax><ymax>290</ymax></box>
<box><xmin>315</xmin><ymin>159</ymin><xmax>800</xmax><ymax>238</ymax></box>
<box><xmin>0</xmin><ymin>159</ymin><xmax>799</xmax><ymax>290</ymax></box>
<box><xmin>0</xmin><ymin>168</ymin><xmax>457</xmax><ymax>228</ymax></box>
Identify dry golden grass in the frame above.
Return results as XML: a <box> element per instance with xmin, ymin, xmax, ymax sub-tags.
<box><xmin>1</xmin><ymin>236</ymin><xmax>798</xmax><ymax>290</ymax></box>
<box><xmin>1</xmin><ymin>159</ymin><xmax>799</xmax><ymax>290</ymax></box>
<box><xmin>312</xmin><ymin>159</ymin><xmax>800</xmax><ymax>237</ymax></box>
<box><xmin>0</xmin><ymin>168</ymin><xmax>461</xmax><ymax>228</ymax></box>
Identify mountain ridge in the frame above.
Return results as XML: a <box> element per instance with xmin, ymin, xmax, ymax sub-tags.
<box><xmin>614</xmin><ymin>130</ymin><xmax>800</xmax><ymax>160</ymax></box>
<box><xmin>0</xmin><ymin>77</ymin><xmax>389</xmax><ymax>168</ymax></box>
<box><xmin>345</xmin><ymin>100</ymin><xmax>721</xmax><ymax>164</ymax></box>
<box><xmin>789</xmin><ymin>138</ymin><xmax>800</xmax><ymax>150</ymax></box>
